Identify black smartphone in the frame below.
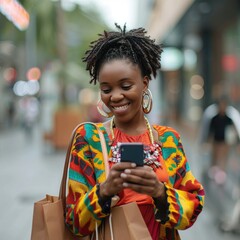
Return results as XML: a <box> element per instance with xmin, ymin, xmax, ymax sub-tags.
<box><xmin>120</xmin><ymin>143</ymin><xmax>144</xmax><ymax>166</ymax></box>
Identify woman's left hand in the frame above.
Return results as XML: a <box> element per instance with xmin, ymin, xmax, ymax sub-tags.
<box><xmin>120</xmin><ymin>166</ymin><xmax>165</xmax><ymax>198</ymax></box>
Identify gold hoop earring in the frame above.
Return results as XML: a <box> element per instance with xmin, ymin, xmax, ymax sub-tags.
<box><xmin>97</xmin><ymin>98</ymin><xmax>113</xmax><ymax>118</ymax></box>
<box><xmin>142</xmin><ymin>89</ymin><xmax>153</xmax><ymax>114</ymax></box>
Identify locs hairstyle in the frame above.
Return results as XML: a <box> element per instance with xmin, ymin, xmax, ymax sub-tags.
<box><xmin>83</xmin><ymin>23</ymin><xmax>163</xmax><ymax>84</ymax></box>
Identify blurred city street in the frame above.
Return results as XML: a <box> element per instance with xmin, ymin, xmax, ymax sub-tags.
<box><xmin>0</xmin><ymin>125</ymin><xmax>66</xmax><ymax>239</ymax></box>
<box><xmin>0</xmin><ymin>123</ymin><xmax>240</xmax><ymax>240</ymax></box>
<box><xmin>1</xmin><ymin>0</ymin><xmax>240</xmax><ymax>240</ymax></box>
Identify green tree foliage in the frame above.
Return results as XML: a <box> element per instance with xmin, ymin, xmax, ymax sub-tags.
<box><xmin>1</xmin><ymin>0</ymin><xmax>109</xmax><ymax>104</ymax></box>
<box><xmin>1</xmin><ymin>0</ymin><xmax>108</xmax><ymax>68</ymax></box>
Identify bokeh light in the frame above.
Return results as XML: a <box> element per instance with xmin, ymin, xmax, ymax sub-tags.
<box><xmin>161</xmin><ymin>47</ymin><xmax>184</xmax><ymax>71</ymax></box>
<box><xmin>190</xmin><ymin>75</ymin><xmax>204</xmax><ymax>87</ymax></box>
<box><xmin>26</xmin><ymin>67</ymin><xmax>41</xmax><ymax>81</ymax></box>
<box><xmin>3</xmin><ymin>67</ymin><xmax>17</xmax><ymax>83</ymax></box>
<box><xmin>13</xmin><ymin>80</ymin><xmax>40</xmax><ymax>96</ymax></box>
<box><xmin>190</xmin><ymin>75</ymin><xmax>204</xmax><ymax>100</ymax></box>
<box><xmin>190</xmin><ymin>84</ymin><xmax>204</xmax><ymax>100</ymax></box>
<box><xmin>0</xmin><ymin>0</ymin><xmax>30</xmax><ymax>30</ymax></box>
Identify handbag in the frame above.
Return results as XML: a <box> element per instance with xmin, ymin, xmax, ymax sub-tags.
<box><xmin>30</xmin><ymin>194</ymin><xmax>88</xmax><ymax>240</ymax></box>
<box><xmin>31</xmin><ymin>122</ymin><xmax>151</xmax><ymax>240</ymax></box>
<box><xmin>31</xmin><ymin>122</ymin><xmax>98</xmax><ymax>240</ymax></box>
<box><xmin>102</xmin><ymin>202</ymin><xmax>152</xmax><ymax>240</ymax></box>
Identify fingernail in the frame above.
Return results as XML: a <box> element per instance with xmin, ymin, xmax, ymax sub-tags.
<box><xmin>120</xmin><ymin>173</ymin><xmax>127</xmax><ymax>178</ymax></box>
<box><xmin>123</xmin><ymin>182</ymin><xmax>128</xmax><ymax>187</ymax></box>
<box><xmin>131</xmin><ymin>163</ymin><xmax>136</xmax><ymax>167</ymax></box>
<box><xmin>125</xmin><ymin>169</ymin><xmax>131</xmax><ymax>174</ymax></box>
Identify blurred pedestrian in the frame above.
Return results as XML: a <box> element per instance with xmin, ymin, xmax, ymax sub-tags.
<box><xmin>64</xmin><ymin>23</ymin><xmax>205</xmax><ymax>240</ymax></box>
<box><xmin>200</xmin><ymin>96</ymin><xmax>240</xmax><ymax>184</ymax></box>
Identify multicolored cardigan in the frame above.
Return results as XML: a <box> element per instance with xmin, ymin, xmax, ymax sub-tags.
<box><xmin>65</xmin><ymin>123</ymin><xmax>205</xmax><ymax>240</ymax></box>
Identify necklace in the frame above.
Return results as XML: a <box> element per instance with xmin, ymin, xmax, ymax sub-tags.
<box><xmin>110</xmin><ymin>116</ymin><xmax>154</xmax><ymax>144</ymax></box>
<box><xmin>109</xmin><ymin>116</ymin><xmax>162</xmax><ymax>169</ymax></box>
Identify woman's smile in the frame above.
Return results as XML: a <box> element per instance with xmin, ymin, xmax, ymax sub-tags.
<box><xmin>111</xmin><ymin>103</ymin><xmax>130</xmax><ymax>114</ymax></box>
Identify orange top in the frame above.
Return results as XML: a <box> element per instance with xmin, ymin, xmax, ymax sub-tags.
<box><xmin>109</xmin><ymin>127</ymin><xmax>168</xmax><ymax>206</ymax></box>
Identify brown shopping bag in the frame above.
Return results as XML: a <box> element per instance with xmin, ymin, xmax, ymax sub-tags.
<box><xmin>30</xmin><ymin>123</ymin><xmax>97</xmax><ymax>240</ymax></box>
<box><xmin>31</xmin><ymin>195</ymin><xmax>65</xmax><ymax>240</ymax></box>
<box><xmin>102</xmin><ymin>202</ymin><xmax>152</xmax><ymax>240</ymax></box>
<box><xmin>31</xmin><ymin>194</ymin><xmax>89</xmax><ymax>240</ymax></box>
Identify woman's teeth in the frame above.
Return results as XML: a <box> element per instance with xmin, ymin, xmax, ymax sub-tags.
<box><xmin>113</xmin><ymin>104</ymin><xmax>129</xmax><ymax>110</ymax></box>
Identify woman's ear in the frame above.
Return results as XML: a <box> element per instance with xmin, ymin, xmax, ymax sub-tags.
<box><xmin>143</xmin><ymin>76</ymin><xmax>149</xmax><ymax>91</ymax></box>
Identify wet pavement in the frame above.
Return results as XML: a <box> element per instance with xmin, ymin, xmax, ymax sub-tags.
<box><xmin>0</xmin><ymin>124</ymin><xmax>239</xmax><ymax>240</ymax></box>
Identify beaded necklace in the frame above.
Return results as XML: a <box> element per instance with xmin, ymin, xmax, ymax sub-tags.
<box><xmin>109</xmin><ymin>116</ymin><xmax>162</xmax><ymax>169</ymax></box>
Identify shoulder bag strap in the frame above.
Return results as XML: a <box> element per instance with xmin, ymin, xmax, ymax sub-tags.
<box><xmin>59</xmin><ymin>122</ymin><xmax>109</xmax><ymax>210</ymax></box>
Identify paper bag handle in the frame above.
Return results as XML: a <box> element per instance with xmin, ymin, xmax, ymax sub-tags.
<box><xmin>59</xmin><ymin>122</ymin><xmax>110</xmax><ymax>211</ymax></box>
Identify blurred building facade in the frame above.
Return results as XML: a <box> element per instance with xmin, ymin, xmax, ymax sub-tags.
<box><xmin>1</xmin><ymin>0</ymin><xmax>240</xmax><ymax>130</ymax></box>
<box><xmin>0</xmin><ymin>1</ymin><xmax>107</xmax><ymax>134</ymax></box>
<box><xmin>144</xmin><ymin>0</ymin><xmax>240</xmax><ymax>125</ymax></box>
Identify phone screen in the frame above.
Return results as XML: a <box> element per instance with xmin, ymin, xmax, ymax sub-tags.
<box><xmin>120</xmin><ymin>143</ymin><xmax>144</xmax><ymax>166</ymax></box>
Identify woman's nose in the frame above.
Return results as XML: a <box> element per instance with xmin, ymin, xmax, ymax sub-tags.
<box><xmin>110</xmin><ymin>90</ymin><xmax>124</xmax><ymax>102</ymax></box>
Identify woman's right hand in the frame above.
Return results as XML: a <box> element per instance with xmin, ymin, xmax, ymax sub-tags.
<box><xmin>99</xmin><ymin>162</ymin><xmax>136</xmax><ymax>200</ymax></box>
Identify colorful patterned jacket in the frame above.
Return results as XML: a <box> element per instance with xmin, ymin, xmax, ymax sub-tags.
<box><xmin>65</xmin><ymin>123</ymin><xmax>205</xmax><ymax>240</ymax></box>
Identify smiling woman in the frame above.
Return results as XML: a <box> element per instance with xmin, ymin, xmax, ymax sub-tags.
<box><xmin>98</xmin><ymin>60</ymin><xmax>146</xmax><ymax>124</ymax></box>
<box><xmin>64</xmin><ymin>23</ymin><xmax>205</xmax><ymax>240</ymax></box>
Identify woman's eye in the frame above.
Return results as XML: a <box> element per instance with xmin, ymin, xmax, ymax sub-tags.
<box><xmin>101</xmin><ymin>89</ymin><xmax>111</xmax><ymax>94</ymax></box>
<box><xmin>122</xmin><ymin>85</ymin><xmax>132</xmax><ymax>90</ymax></box>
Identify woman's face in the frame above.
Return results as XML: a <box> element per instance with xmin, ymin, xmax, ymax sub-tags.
<box><xmin>98</xmin><ymin>59</ymin><xmax>148</xmax><ymax>123</ymax></box>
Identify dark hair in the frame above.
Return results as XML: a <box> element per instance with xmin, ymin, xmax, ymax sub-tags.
<box><xmin>83</xmin><ymin>23</ymin><xmax>163</xmax><ymax>84</ymax></box>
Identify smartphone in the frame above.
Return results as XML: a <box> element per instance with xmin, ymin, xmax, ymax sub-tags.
<box><xmin>120</xmin><ymin>143</ymin><xmax>144</xmax><ymax>166</ymax></box>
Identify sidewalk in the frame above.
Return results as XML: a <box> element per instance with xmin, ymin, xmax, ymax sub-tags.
<box><xmin>0</xmin><ymin>126</ymin><xmax>66</xmax><ymax>239</ymax></box>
